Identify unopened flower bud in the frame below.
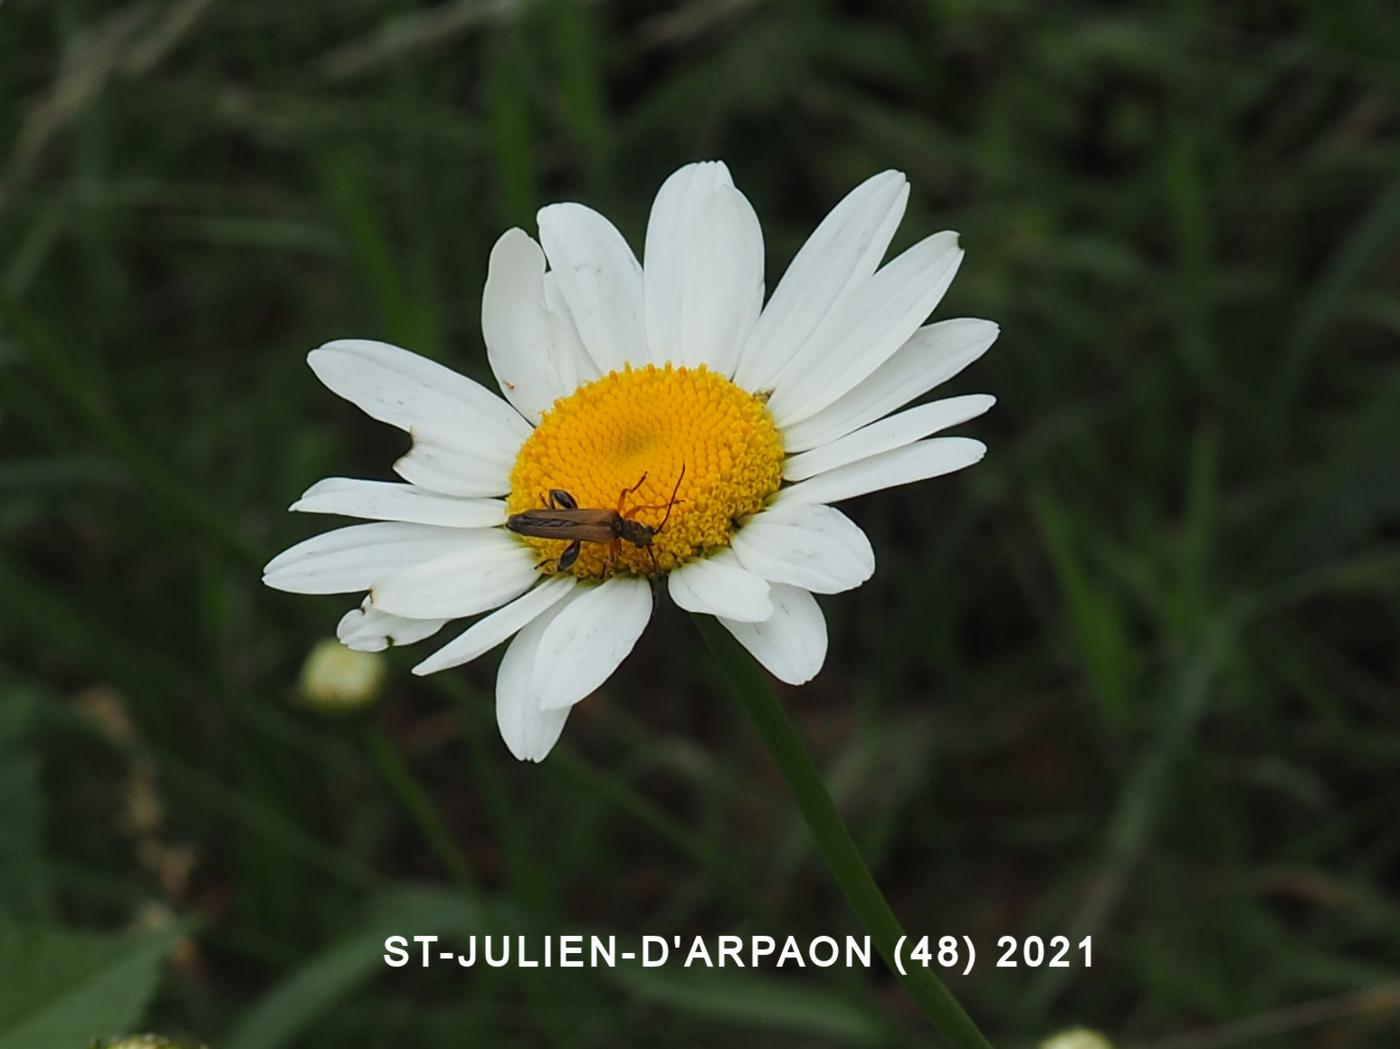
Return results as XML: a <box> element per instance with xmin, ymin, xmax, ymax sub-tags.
<box><xmin>298</xmin><ymin>638</ymin><xmax>386</xmax><ymax>710</ymax></box>
<box><xmin>1041</xmin><ymin>1029</ymin><xmax>1114</xmax><ymax>1049</ymax></box>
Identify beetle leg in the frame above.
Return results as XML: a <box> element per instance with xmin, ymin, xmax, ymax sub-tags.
<box><xmin>628</xmin><ymin>467</ymin><xmax>687</xmax><ymax>529</ymax></box>
<box><xmin>616</xmin><ymin>472</ymin><xmax>649</xmax><ymax>514</ymax></box>
<box><xmin>557</xmin><ymin>540</ymin><xmax>581</xmax><ymax>571</ymax></box>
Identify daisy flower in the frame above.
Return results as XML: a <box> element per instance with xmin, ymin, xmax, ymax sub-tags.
<box><xmin>264</xmin><ymin>162</ymin><xmax>997</xmax><ymax>761</ymax></box>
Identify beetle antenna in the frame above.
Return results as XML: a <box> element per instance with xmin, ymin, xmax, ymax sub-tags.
<box><xmin>655</xmin><ymin>464</ymin><xmax>686</xmax><ymax>535</ymax></box>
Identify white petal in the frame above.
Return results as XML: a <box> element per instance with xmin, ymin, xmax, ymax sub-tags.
<box><xmin>534</xmin><ymin>576</ymin><xmax>652</xmax><ymax>710</ymax></box>
<box><xmin>263</xmin><ymin>522</ymin><xmax>475</xmax><ymax>595</ymax></box>
<box><xmin>734</xmin><ymin>170</ymin><xmax>908</xmax><ymax>393</ymax></box>
<box><xmin>537</xmin><ymin>203</ymin><xmax>647</xmax><ymax>373</ymax></box>
<box><xmin>666</xmin><ymin>550</ymin><xmax>772</xmax><ymax>622</ymax></box>
<box><xmin>337</xmin><ymin>597</ymin><xmax>447</xmax><ymax>652</ymax></box>
<box><xmin>495</xmin><ymin>593</ymin><xmax>576</xmax><ymax>762</ymax></box>
<box><xmin>783</xmin><ymin>395</ymin><xmax>995</xmax><ymax>482</ymax></box>
<box><xmin>392</xmin><ymin>440</ymin><xmax>508</xmax><ymax>497</ymax></box>
<box><xmin>369</xmin><ymin>531</ymin><xmax>539</xmax><ymax>618</ymax></box>
<box><xmin>766</xmin><ymin>232</ymin><xmax>964</xmax><ymax>426</ymax></box>
<box><xmin>781</xmin><ymin>319</ymin><xmax>999</xmax><ymax>453</ymax></box>
<box><xmin>644</xmin><ymin>162</ymin><xmax>731</xmax><ymax>366</ymax></box>
<box><xmin>730</xmin><ymin>504</ymin><xmax>874</xmax><ymax>594</ymax></box>
<box><xmin>542</xmin><ymin>272</ymin><xmax>601</xmax><ymax>390</ymax></box>
<box><xmin>686</xmin><ymin>187</ymin><xmax>764</xmax><ymax>374</ymax></box>
<box><xmin>719</xmin><ymin>584</ymin><xmax>827</xmax><ymax>685</ymax></box>
<box><xmin>643</xmin><ymin>163</ymin><xmax>764</xmax><ymax>374</ymax></box>
<box><xmin>292</xmin><ymin>478</ymin><xmax>507</xmax><ymax>527</ymax></box>
<box><xmin>308</xmin><ymin>340</ymin><xmax>529</xmax><ymax>493</ymax></box>
<box><xmin>482</xmin><ymin>229</ymin><xmax>575</xmax><ymax>423</ymax></box>
<box><xmin>411</xmin><ymin>575</ymin><xmax>578</xmax><ymax>676</ymax></box>
<box><xmin>775</xmin><ymin>437</ymin><xmax>986</xmax><ymax>508</ymax></box>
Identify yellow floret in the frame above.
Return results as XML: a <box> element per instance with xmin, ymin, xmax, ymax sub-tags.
<box><xmin>507</xmin><ymin>364</ymin><xmax>784</xmax><ymax>579</ymax></box>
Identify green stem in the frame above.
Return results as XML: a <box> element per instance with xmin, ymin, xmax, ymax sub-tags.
<box><xmin>360</xmin><ymin>725</ymin><xmax>479</xmax><ymax>895</ymax></box>
<box><xmin>360</xmin><ymin>722</ymin><xmax>572</xmax><ymax>1046</ymax></box>
<box><xmin>695</xmin><ymin>614</ymin><xmax>994</xmax><ymax>1049</ymax></box>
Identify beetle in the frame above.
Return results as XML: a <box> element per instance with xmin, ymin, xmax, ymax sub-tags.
<box><xmin>506</xmin><ymin>466</ymin><xmax>687</xmax><ymax>575</ymax></box>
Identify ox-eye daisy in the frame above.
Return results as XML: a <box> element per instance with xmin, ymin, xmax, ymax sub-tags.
<box><xmin>264</xmin><ymin>162</ymin><xmax>997</xmax><ymax>761</ymax></box>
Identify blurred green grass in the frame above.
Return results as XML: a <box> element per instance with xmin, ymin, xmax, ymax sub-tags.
<box><xmin>3</xmin><ymin>0</ymin><xmax>1400</xmax><ymax>1046</ymax></box>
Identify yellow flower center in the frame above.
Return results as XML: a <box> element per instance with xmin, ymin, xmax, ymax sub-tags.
<box><xmin>507</xmin><ymin>364</ymin><xmax>784</xmax><ymax>579</ymax></box>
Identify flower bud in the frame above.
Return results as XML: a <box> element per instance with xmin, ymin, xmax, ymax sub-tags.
<box><xmin>1041</xmin><ymin>1029</ymin><xmax>1114</xmax><ymax>1049</ymax></box>
<box><xmin>298</xmin><ymin>638</ymin><xmax>386</xmax><ymax>710</ymax></box>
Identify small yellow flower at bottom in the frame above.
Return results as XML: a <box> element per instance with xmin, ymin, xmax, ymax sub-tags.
<box><xmin>1040</xmin><ymin>1028</ymin><xmax>1115</xmax><ymax>1049</ymax></box>
<box><xmin>89</xmin><ymin>1037</ymin><xmax>208</xmax><ymax>1049</ymax></box>
<box><xmin>299</xmin><ymin>638</ymin><xmax>386</xmax><ymax>710</ymax></box>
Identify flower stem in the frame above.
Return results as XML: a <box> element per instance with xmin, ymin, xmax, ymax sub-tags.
<box><xmin>360</xmin><ymin>724</ymin><xmax>480</xmax><ymax>895</ymax></box>
<box><xmin>695</xmin><ymin>614</ymin><xmax>995</xmax><ymax>1049</ymax></box>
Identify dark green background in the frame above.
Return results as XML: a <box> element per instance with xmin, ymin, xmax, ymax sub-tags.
<box><xmin>3</xmin><ymin>1</ymin><xmax>1399</xmax><ymax>1046</ymax></box>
